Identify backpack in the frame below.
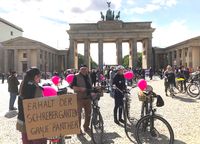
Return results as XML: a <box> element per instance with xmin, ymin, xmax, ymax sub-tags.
<box><xmin>156</xmin><ymin>95</ymin><xmax>164</xmax><ymax>107</ymax></box>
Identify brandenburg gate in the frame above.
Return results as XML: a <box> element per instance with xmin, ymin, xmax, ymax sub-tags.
<box><xmin>67</xmin><ymin>3</ymin><xmax>155</xmax><ymax>70</ymax></box>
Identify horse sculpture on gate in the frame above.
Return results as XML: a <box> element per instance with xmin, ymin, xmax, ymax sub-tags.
<box><xmin>115</xmin><ymin>11</ymin><xmax>120</xmax><ymax>20</ymax></box>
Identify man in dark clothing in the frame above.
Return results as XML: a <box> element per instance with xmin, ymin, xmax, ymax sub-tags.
<box><xmin>90</xmin><ymin>69</ymin><xmax>97</xmax><ymax>87</ymax></box>
<box><xmin>8</xmin><ymin>71</ymin><xmax>20</xmax><ymax>111</ymax></box>
<box><xmin>113</xmin><ymin>65</ymin><xmax>126</xmax><ymax>125</ymax></box>
<box><xmin>70</xmin><ymin>64</ymin><xmax>92</xmax><ymax>134</ymax></box>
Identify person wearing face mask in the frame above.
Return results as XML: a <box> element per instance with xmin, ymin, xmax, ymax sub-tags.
<box><xmin>70</xmin><ymin>64</ymin><xmax>92</xmax><ymax>135</ymax></box>
<box><xmin>16</xmin><ymin>67</ymin><xmax>47</xmax><ymax>144</ymax></box>
<box><xmin>112</xmin><ymin>65</ymin><xmax>126</xmax><ymax>125</ymax></box>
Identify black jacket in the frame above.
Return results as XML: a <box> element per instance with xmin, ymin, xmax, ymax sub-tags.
<box><xmin>8</xmin><ymin>75</ymin><xmax>20</xmax><ymax>93</ymax></box>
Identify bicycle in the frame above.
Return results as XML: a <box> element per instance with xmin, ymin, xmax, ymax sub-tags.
<box><xmin>186</xmin><ymin>73</ymin><xmax>200</xmax><ymax>98</ymax></box>
<box><xmin>90</xmin><ymin>87</ymin><xmax>104</xmax><ymax>144</ymax></box>
<box><xmin>112</xmin><ymin>85</ymin><xmax>136</xmax><ymax>142</ymax></box>
<box><xmin>135</xmin><ymin>85</ymin><xmax>174</xmax><ymax>144</ymax></box>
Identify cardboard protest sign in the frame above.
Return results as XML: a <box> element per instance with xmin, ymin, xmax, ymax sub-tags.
<box><xmin>23</xmin><ymin>94</ymin><xmax>80</xmax><ymax>140</ymax></box>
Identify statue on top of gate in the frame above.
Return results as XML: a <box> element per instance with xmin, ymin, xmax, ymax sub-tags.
<box><xmin>100</xmin><ymin>2</ymin><xmax>120</xmax><ymax>21</ymax></box>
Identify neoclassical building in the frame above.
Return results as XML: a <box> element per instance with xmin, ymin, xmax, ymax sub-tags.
<box><xmin>153</xmin><ymin>36</ymin><xmax>200</xmax><ymax>70</ymax></box>
<box><xmin>0</xmin><ymin>17</ymin><xmax>68</xmax><ymax>75</ymax></box>
<box><xmin>1</xmin><ymin>37</ymin><xmax>67</xmax><ymax>74</ymax></box>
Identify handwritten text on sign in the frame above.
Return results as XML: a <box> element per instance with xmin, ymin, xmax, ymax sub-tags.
<box><xmin>23</xmin><ymin>94</ymin><xmax>80</xmax><ymax>140</ymax></box>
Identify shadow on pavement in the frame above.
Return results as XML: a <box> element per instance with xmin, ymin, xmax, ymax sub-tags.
<box><xmin>4</xmin><ymin>110</ymin><xmax>18</xmax><ymax>118</ymax></box>
<box><xmin>173</xmin><ymin>95</ymin><xmax>197</xmax><ymax>103</ymax></box>
<box><xmin>102</xmin><ymin>132</ymin><xmax>122</xmax><ymax>144</ymax></box>
<box><xmin>174</xmin><ymin>139</ymin><xmax>187</xmax><ymax>144</ymax></box>
<box><xmin>77</xmin><ymin>134</ymin><xmax>92</xmax><ymax>144</ymax></box>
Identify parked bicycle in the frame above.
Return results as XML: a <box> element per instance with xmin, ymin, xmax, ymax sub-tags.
<box><xmin>90</xmin><ymin>87</ymin><xmax>104</xmax><ymax>144</ymax></box>
<box><xmin>186</xmin><ymin>72</ymin><xmax>200</xmax><ymax>98</ymax></box>
<box><xmin>135</xmin><ymin>85</ymin><xmax>174</xmax><ymax>144</ymax></box>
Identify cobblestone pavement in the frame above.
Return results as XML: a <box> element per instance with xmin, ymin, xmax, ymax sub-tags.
<box><xmin>0</xmin><ymin>77</ymin><xmax>200</xmax><ymax>144</ymax></box>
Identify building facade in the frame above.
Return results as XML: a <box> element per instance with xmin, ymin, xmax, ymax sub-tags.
<box><xmin>1</xmin><ymin>37</ymin><xmax>68</xmax><ymax>75</ymax></box>
<box><xmin>154</xmin><ymin>36</ymin><xmax>200</xmax><ymax>71</ymax></box>
<box><xmin>0</xmin><ymin>17</ymin><xmax>23</xmax><ymax>42</ymax></box>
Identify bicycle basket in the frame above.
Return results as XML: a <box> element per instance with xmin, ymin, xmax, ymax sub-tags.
<box><xmin>138</xmin><ymin>91</ymin><xmax>146</xmax><ymax>101</ymax></box>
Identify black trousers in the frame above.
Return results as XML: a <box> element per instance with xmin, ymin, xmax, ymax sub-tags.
<box><xmin>114</xmin><ymin>91</ymin><xmax>124</xmax><ymax>121</ymax></box>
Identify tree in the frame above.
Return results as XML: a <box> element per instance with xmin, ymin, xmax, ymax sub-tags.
<box><xmin>122</xmin><ymin>52</ymin><xmax>142</xmax><ymax>68</ymax></box>
<box><xmin>122</xmin><ymin>55</ymin><xmax>129</xmax><ymax>68</ymax></box>
<box><xmin>78</xmin><ymin>54</ymin><xmax>98</xmax><ymax>69</ymax></box>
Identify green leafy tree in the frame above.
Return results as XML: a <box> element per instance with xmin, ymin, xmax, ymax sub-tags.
<box><xmin>137</xmin><ymin>52</ymin><xmax>142</xmax><ymax>68</ymax></box>
<box><xmin>122</xmin><ymin>55</ymin><xmax>129</xmax><ymax>68</ymax></box>
<box><xmin>122</xmin><ymin>52</ymin><xmax>142</xmax><ymax>68</ymax></box>
<box><xmin>78</xmin><ymin>54</ymin><xmax>98</xmax><ymax>69</ymax></box>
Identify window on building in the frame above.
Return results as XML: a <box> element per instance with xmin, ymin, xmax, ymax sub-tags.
<box><xmin>179</xmin><ymin>50</ymin><xmax>182</xmax><ymax>58</ymax></box>
<box><xmin>22</xmin><ymin>63</ymin><xmax>28</xmax><ymax>72</ymax></box>
<box><xmin>185</xmin><ymin>48</ymin><xmax>188</xmax><ymax>57</ymax></box>
<box><xmin>10</xmin><ymin>31</ymin><xmax>13</xmax><ymax>36</ymax></box>
<box><xmin>174</xmin><ymin>51</ymin><xmax>176</xmax><ymax>59</ymax></box>
<box><xmin>23</xmin><ymin>53</ymin><xmax>27</xmax><ymax>58</ymax></box>
<box><xmin>40</xmin><ymin>50</ymin><xmax>43</xmax><ymax>59</ymax></box>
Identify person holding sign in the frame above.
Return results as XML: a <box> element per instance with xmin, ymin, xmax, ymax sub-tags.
<box><xmin>70</xmin><ymin>64</ymin><xmax>92</xmax><ymax>135</ymax></box>
<box><xmin>16</xmin><ymin>68</ymin><xmax>47</xmax><ymax>144</ymax></box>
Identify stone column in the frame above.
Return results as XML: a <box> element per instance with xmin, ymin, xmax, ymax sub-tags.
<box><xmin>176</xmin><ymin>49</ymin><xmax>180</xmax><ymax>67</ymax></box>
<box><xmin>49</xmin><ymin>53</ymin><xmax>51</xmax><ymax>72</ymax></box>
<box><xmin>64</xmin><ymin>55</ymin><xmax>67</xmax><ymax>70</ymax></box>
<box><xmin>37</xmin><ymin>49</ymin><xmax>40</xmax><ymax>69</ymax></box>
<box><xmin>27</xmin><ymin>49</ymin><xmax>31</xmax><ymax>69</ymax></box>
<box><xmin>182</xmin><ymin>48</ymin><xmax>186</xmax><ymax>67</ymax></box>
<box><xmin>14</xmin><ymin>49</ymin><xmax>18</xmax><ymax>72</ymax></box>
<box><xmin>116</xmin><ymin>39</ymin><xmax>122</xmax><ymax>65</ymax></box>
<box><xmin>4</xmin><ymin>49</ymin><xmax>8</xmax><ymax>73</ymax></box>
<box><xmin>68</xmin><ymin>39</ymin><xmax>75</xmax><ymax>69</ymax></box>
<box><xmin>52</xmin><ymin>53</ymin><xmax>55</xmax><ymax>72</ymax></box>
<box><xmin>98</xmin><ymin>39</ymin><xmax>103</xmax><ymax>70</ymax></box>
<box><xmin>188</xmin><ymin>47</ymin><xmax>193</xmax><ymax>68</ymax></box>
<box><xmin>84</xmin><ymin>39</ymin><xmax>91</xmax><ymax>69</ymax></box>
<box><xmin>147</xmin><ymin>38</ymin><xmax>153</xmax><ymax>69</ymax></box>
<box><xmin>166</xmin><ymin>52</ymin><xmax>170</xmax><ymax>65</ymax></box>
<box><xmin>129</xmin><ymin>39</ymin><xmax>137</xmax><ymax>68</ymax></box>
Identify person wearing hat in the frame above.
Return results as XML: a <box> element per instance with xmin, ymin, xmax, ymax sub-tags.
<box><xmin>112</xmin><ymin>65</ymin><xmax>126</xmax><ymax>124</ymax></box>
<box><xmin>71</xmin><ymin>64</ymin><xmax>92</xmax><ymax>134</ymax></box>
<box><xmin>8</xmin><ymin>71</ymin><xmax>20</xmax><ymax>111</ymax></box>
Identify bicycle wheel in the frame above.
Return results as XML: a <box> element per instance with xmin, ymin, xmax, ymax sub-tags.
<box><xmin>91</xmin><ymin>111</ymin><xmax>104</xmax><ymax>144</ymax></box>
<box><xmin>124</xmin><ymin>101</ymin><xmax>136</xmax><ymax>143</ymax></box>
<box><xmin>187</xmin><ymin>83</ymin><xmax>200</xmax><ymax>98</ymax></box>
<box><xmin>135</xmin><ymin>115</ymin><xmax>174</xmax><ymax>144</ymax></box>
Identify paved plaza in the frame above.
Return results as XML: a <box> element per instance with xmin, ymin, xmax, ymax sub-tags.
<box><xmin>0</xmin><ymin>77</ymin><xmax>200</xmax><ymax>144</ymax></box>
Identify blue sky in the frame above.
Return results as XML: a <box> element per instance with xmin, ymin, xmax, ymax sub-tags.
<box><xmin>0</xmin><ymin>0</ymin><xmax>199</xmax><ymax>64</ymax></box>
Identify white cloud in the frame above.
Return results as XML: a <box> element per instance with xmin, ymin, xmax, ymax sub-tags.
<box><xmin>128</xmin><ymin>0</ymin><xmax>178</xmax><ymax>14</ymax></box>
<box><xmin>152</xmin><ymin>0</ymin><xmax>177</xmax><ymax>7</ymax></box>
<box><xmin>132</xmin><ymin>3</ymin><xmax>160</xmax><ymax>14</ymax></box>
<box><xmin>152</xmin><ymin>20</ymin><xmax>199</xmax><ymax>47</ymax></box>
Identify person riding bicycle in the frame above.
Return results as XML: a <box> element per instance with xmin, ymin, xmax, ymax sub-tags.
<box><xmin>112</xmin><ymin>65</ymin><xmax>126</xmax><ymax>125</ymax></box>
<box><xmin>164</xmin><ymin>65</ymin><xmax>176</xmax><ymax>96</ymax></box>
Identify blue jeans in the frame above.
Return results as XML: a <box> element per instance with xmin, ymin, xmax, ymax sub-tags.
<box><xmin>9</xmin><ymin>92</ymin><xmax>17</xmax><ymax>110</ymax></box>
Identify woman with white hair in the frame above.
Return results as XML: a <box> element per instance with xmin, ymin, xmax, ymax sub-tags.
<box><xmin>164</xmin><ymin>65</ymin><xmax>176</xmax><ymax>96</ymax></box>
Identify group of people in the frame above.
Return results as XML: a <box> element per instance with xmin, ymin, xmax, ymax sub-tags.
<box><xmin>9</xmin><ymin>64</ymin><xmax>127</xmax><ymax>144</ymax></box>
<box><xmin>5</xmin><ymin>64</ymin><xmax>200</xmax><ymax>144</ymax></box>
<box><xmin>163</xmin><ymin>65</ymin><xmax>199</xmax><ymax>96</ymax></box>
